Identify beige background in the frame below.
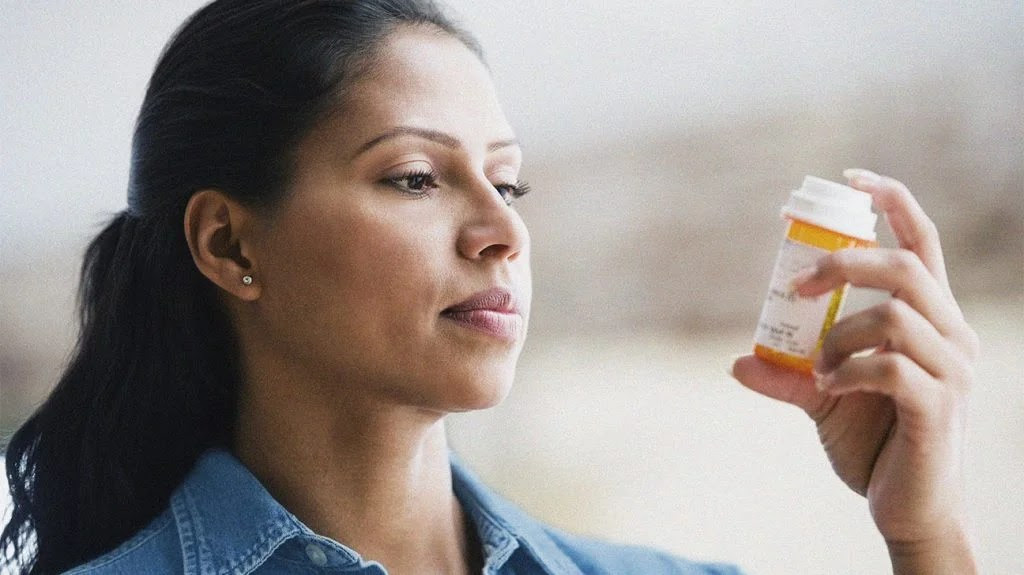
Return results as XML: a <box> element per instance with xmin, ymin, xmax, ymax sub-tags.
<box><xmin>2</xmin><ymin>1</ymin><xmax>1022</xmax><ymax>573</ymax></box>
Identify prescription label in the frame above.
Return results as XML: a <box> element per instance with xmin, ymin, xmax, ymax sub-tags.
<box><xmin>753</xmin><ymin>238</ymin><xmax>836</xmax><ymax>359</ymax></box>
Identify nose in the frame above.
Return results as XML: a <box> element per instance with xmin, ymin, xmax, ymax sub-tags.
<box><xmin>456</xmin><ymin>179</ymin><xmax>529</xmax><ymax>262</ymax></box>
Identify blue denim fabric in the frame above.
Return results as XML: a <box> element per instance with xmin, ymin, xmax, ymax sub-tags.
<box><xmin>64</xmin><ymin>449</ymin><xmax>744</xmax><ymax>574</ymax></box>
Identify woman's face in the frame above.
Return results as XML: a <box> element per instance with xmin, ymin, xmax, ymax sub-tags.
<box><xmin>247</xmin><ymin>26</ymin><xmax>531</xmax><ymax>413</ymax></box>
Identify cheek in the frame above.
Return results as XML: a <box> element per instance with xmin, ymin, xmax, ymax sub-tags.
<box><xmin>260</xmin><ymin>202</ymin><xmax>452</xmax><ymax>361</ymax></box>
<box><xmin>334</xmin><ymin>208</ymin><xmax>449</xmax><ymax>307</ymax></box>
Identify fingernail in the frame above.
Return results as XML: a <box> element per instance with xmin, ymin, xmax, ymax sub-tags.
<box><xmin>813</xmin><ymin>370</ymin><xmax>831</xmax><ymax>392</ymax></box>
<box><xmin>789</xmin><ymin>266</ymin><xmax>818</xmax><ymax>290</ymax></box>
<box><xmin>843</xmin><ymin>168</ymin><xmax>880</xmax><ymax>183</ymax></box>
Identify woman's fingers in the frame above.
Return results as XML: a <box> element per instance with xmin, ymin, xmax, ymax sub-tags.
<box><xmin>819</xmin><ymin>351</ymin><xmax>937</xmax><ymax>401</ymax></box>
<box><xmin>817</xmin><ymin>299</ymin><xmax>968</xmax><ymax>384</ymax></box>
<box><xmin>795</xmin><ymin>171</ymin><xmax>980</xmax><ymax>360</ymax></box>
<box><xmin>811</xmin><ymin>351</ymin><xmax>962</xmax><ymax>427</ymax></box>
<box><xmin>734</xmin><ymin>171</ymin><xmax>979</xmax><ymax>423</ymax></box>
<box><xmin>796</xmin><ymin>247</ymin><xmax>965</xmax><ymax>338</ymax></box>
<box><xmin>842</xmin><ymin>168</ymin><xmax>951</xmax><ymax>295</ymax></box>
<box><xmin>731</xmin><ymin>354</ymin><xmax>823</xmax><ymax>414</ymax></box>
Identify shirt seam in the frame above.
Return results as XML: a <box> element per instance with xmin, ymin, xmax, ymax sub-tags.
<box><xmin>173</xmin><ymin>484</ymin><xmax>205</xmax><ymax>575</ymax></box>
<box><xmin>213</xmin><ymin>516</ymin><xmax>304</xmax><ymax>575</ymax></box>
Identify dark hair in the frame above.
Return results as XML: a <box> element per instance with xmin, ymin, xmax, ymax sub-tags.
<box><xmin>1</xmin><ymin>1</ymin><xmax>482</xmax><ymax>572</ymax></box>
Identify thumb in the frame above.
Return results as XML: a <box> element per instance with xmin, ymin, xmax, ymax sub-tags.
<box><xmin>731</xmin><ymin>354</ymin><xmax>821</xmax><ymax>412</ymax></box>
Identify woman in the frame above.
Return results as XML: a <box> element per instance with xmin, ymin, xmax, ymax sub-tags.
<box><xmin>1</xmin><ymin>0</ymin><xmax>979</xmax><ymax>573</ymax></box>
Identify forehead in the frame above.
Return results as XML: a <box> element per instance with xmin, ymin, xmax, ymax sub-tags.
<box><xmin>330</xmin><ymin>26</ymin><xmax>513</xmax><ymax>153</ymax></box>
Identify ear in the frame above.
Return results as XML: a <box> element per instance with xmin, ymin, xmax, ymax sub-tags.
<box><xmin>184</xmin><ymin>189</ymin><xmax>261</xmax><ymax>301</ymax></box>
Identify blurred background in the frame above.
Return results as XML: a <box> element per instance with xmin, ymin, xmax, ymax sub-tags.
<box><xmin>2</xmin><ymin>1</ymin><xmax>1021</xmax><ymax>573</ymax></box>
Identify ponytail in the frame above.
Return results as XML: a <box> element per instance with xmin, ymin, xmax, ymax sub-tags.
<box><xmin>1</xmin><ymin>211</ymin><xmax>239</xmax><ymax>573</ymax></box>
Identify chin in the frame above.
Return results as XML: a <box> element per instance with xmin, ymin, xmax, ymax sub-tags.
<box><xmin>441</xmin><ymin>362</ymin><xmax>517</xmax><ymax>413</ymax></box>
<box><xmin>456</xmin><ymin>386</ymin><xmax>512</xmax><ymax>412</ymax></box>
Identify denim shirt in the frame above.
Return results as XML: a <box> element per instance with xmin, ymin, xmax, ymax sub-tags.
<box><xmin>65</xmin><ymin>449</ymin><xmax>743</xmax><ymax>574</ymax></box>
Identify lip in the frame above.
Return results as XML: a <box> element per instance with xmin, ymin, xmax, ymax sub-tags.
<box><xmin>441</xmin><ymin>287</ymin><xmax>522</xmax><ymax>340</ymax></box>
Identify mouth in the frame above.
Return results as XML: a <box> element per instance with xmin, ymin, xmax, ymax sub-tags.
<box><xmin>441</xmin><ymin>287</ymin><xmax>522</xmax><ymax>341</ymax></box>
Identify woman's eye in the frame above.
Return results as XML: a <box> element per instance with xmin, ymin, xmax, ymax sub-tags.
<box><xmin>495</xmin><ymin>180</ymin><xmax>532</xmax><ymax>205</ymax></box>
<box><xmin>384</xmin><ymin>171</ymin><xmax>439</xmax><ymax>196</ymax></box>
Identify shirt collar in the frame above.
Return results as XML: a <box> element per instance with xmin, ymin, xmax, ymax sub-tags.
<box><xmin>449</xmin><ymin>452</ymin><xmax>584</xmax><ymax>575</ymax></box>
<box><xmin>171</xmin><ymin>449</ymin><xmax>366</xmax><ymax>574</ymax></box>
<box><xmin>172</xmin><ymin>448</ymin><xmax>581</xmax><ymax>575</ymax></box>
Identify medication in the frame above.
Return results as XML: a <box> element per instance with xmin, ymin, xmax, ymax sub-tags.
<box><xmin>753</xmin><ymin>176</ymin><xmax>877</xmax><ymax>373</ymax></box>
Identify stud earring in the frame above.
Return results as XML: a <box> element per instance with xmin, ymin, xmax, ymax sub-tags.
<box><xmin>242</xmin><ymin>275</ymin><xmax>253</xmax><ymax>285</ymax></box>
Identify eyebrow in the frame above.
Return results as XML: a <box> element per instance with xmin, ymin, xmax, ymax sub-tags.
<box><xmin>352</xmin><ymin>126</ymin><xmax>519</xmax><ymax>159</ymax></box>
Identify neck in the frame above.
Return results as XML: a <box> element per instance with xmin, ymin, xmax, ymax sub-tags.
<box><xmin>233</xmin><ymin>377</ymin><xmax>480</xmax><ymax>575</ymax></box>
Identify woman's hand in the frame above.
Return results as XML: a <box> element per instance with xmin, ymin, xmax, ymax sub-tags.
<box><xmin>731</xmin><ymin>169</ymin><xmax>979</xmax><ymax>574</ymax></box>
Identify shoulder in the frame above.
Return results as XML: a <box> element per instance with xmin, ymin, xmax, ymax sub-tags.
<box><xmin>540</xmin><ymin>525</ymin><xmax>746</xmax><ymax>575</ymax></box>
<box><xmin>62</xmin><ymin>511</ymin><xmax>182</xmax><ymax>575</ymax></box>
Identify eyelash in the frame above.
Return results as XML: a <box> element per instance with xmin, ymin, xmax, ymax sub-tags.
<box><xmin>382</xmin><ymin>169</ymin><xmax>531</xmax><ymax>205</ymax></box>
<box><xmin>383</xmin><ymin>169</ymin><xmax>440</xmax><ymax>198</ymax></box>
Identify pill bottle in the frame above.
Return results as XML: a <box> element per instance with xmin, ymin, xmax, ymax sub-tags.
<box><xmin>753</xmin><ymin>176</ymin><xmax>877</xmax><ymax>374</ymax></box>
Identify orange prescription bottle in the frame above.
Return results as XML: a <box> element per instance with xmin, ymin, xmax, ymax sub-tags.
<box><xmin>753</xmin><ymin>176</ymin><xmax>878</xmax><ymax>374</ymax></box>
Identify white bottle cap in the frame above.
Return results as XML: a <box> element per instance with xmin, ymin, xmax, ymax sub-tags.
<box><xmin>781</xmin><ymin>176</ymin><xmax>878</xmax><ymax>241</ymax></box>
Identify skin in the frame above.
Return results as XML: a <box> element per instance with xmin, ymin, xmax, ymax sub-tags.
<box><xmin>183</xmin><ymin>24</ymin><xmax>976</xmax><ymax>575</ymax></box>
<box><xmin>733</xmin><ymin>169</ymin><xmax>979</xmax><ymax>573</ymax></box>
